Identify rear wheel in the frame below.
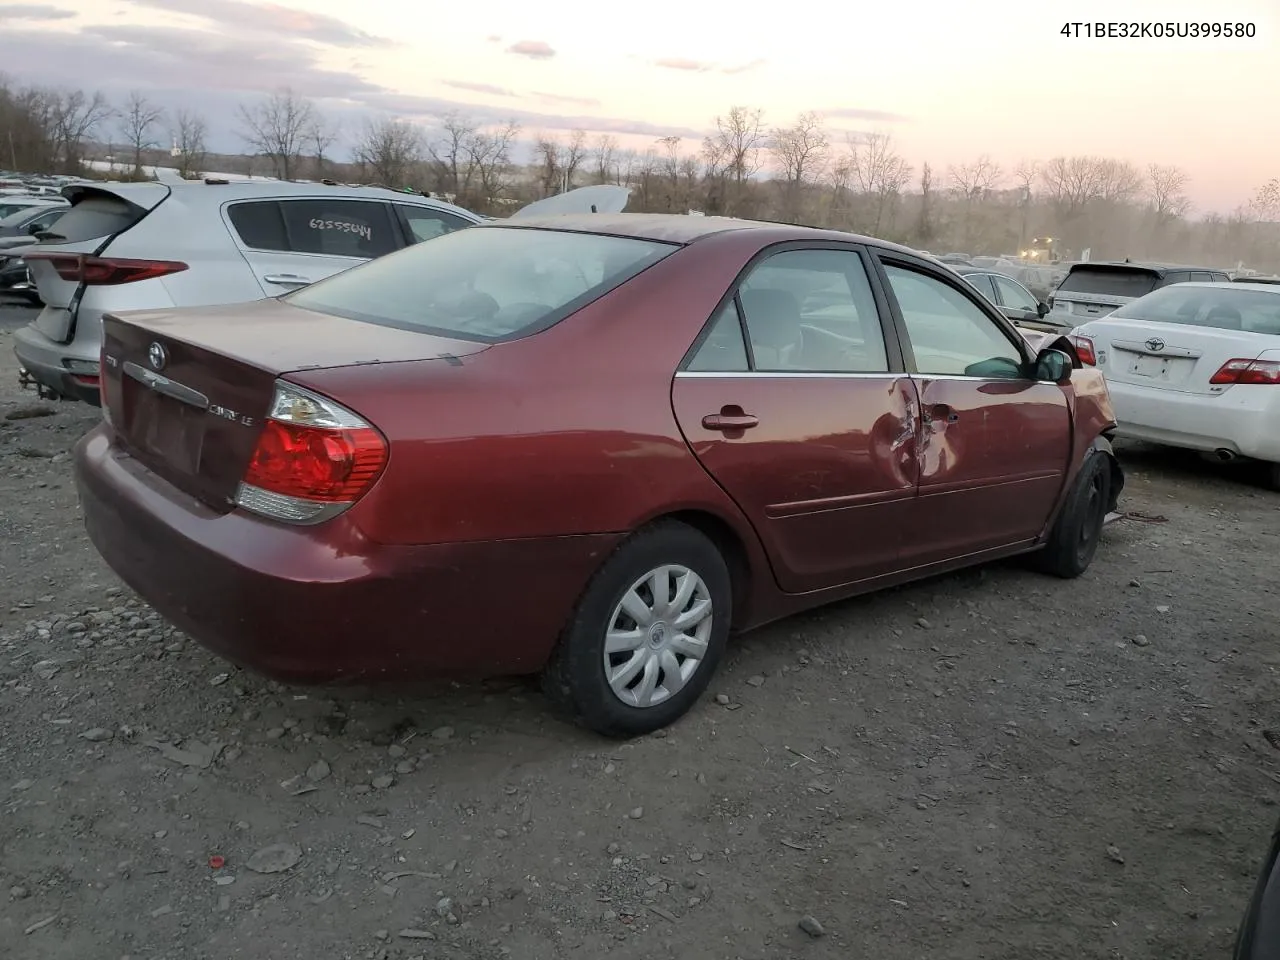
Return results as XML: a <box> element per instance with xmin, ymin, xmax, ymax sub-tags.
<box><xmin>1033</xmin><ymin>450</ymin><xmax>1111</xmax><ymax>579</ymax></box>
<box><xmin>1265</xmin><ymin>462</ymin><xmax>1280</xmax><ymax>492</ymax></box>
<box><xmin>542</xmin><ymin>521</ymin><xmax>731</xmax><ymax>738</ymax></box>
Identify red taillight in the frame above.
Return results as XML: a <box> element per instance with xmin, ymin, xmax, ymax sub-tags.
<box><xmin>1070</xmin><ymin>335</ymin><xmax>1096</xmax><ymax>366</ymax></box>
<box><xmin>1209</xmin><ymin>358</ymin><xmax>1280</xmax><ymax>385</ymax></box>
<box><xmin>24</xmin><ymin>253</ymin><xmax>188</xmax><ymax>285</ymax></box>
<box><xmin>235</xmin><ymin>382</ymin><xmax>388</xmax><ymax>524</ymax></box>
<box><xmin>243</xmin><ymin>419</ymin><xmax>386</xmax><ymax>501</ymax></box>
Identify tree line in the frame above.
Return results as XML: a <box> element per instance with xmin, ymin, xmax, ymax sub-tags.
<box><xmin>2</xmin><ymin>74</ymin><xmax>1277</xmax><ymax>270</ymax></box>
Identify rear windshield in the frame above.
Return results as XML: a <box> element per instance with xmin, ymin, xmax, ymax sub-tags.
<box><xmin>285</xmin><ymin>225</ymin><xmax>678</xmax><ymax>342</ymax></box>
<box><xmin>1110</xmin><ymin>284</ymin><xmax>1280</xmax><ymax>335</ymax></box>
<box><xmin>37</xmin><ymin>193</ymin><xmax>145</xmax><ymax>244</ymax></box>
<box><xmin>1057</xmin><ymin>266</ymin><xmax>1158</xmax><ymax>299</ymax></box>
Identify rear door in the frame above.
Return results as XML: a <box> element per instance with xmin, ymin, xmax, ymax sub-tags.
<box><xmin>875</xmin><ymin>257</ymin><xmax>1072</xmax><ymax>565</ymax></box>
<box><xmin>224</xmin><ymin>197</ymin><xmax>400</xmax><ymax>295</ymax></box>
<box><xmin>26</xmin><ymin>184</ymin><xmax>170</xmax><ymax>343</ymax></box>
<box><xmin>671</xmin><ymin>244</ymin><xmax>920</xmax><ymax>593</ymax></box>
<box><xmin>992</xmin><ymin>274</ymin><xmax>1042</xmax><ymax>323</ymax></box>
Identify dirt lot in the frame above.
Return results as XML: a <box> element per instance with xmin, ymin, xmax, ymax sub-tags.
<box><xmin>1</xmin><ymin>293</ymin><xmax>1278</xmax><ymax>960</ymax></box>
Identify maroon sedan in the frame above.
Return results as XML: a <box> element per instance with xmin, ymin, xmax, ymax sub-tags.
<box><xmin>75</xmin><ymin>214</ymin><xmax>1123</xmax><ymax>737</ymax></box>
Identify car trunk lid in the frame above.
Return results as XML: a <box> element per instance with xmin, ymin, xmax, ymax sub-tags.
<box><xmin>26</xmin><ymin>183</ymin><xmax>170</xmax><ymax>343</ymax></box>
<box><xmin>1078</xmin><ymin>316</ymin><xmax>1269</xmax><ymax>395</ymax></box>
<box><xmin>100</xmin><ymin>297</ymin><xmax>489</xmax><ymax>511</ymax></box>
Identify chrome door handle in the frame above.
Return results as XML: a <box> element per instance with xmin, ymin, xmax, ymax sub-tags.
<box><xmin>263</xmin><ymin>274</ymin><xmax>311</xmax><ymax>286</ymax></box>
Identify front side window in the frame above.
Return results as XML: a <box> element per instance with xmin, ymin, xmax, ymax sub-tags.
<box><xmin>883</xmin><ymin>264</ymin><xmax>1024</xmax><ymax>379</ymax></box>
<box><xmin>397</xmin><ymin>204</ymin><xmax>472</xmax><ymax>244</ymax></box>
<box><xmin>286</xmin><ymin>225</ymin><xmax>676</xmax><ymax>342</ymax></box>
<box><xmin>994</xmin><ymin>275</ymin><xmax>1039</xmax><ymax>311</ymax></box>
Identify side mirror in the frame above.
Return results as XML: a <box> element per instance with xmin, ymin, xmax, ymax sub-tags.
<box><xmin>1036</xmin><ymin>301</ymin><xmax>1049</xmax><ymax>318</ymax></box>
<box><xmin>26</xmin><ymin>222</ymin><xmax>44</xmax><ymax>236</ymax></box>
<box><xmin>1034</xmin><ymin>347</ymin><xmax>1074</xmax><ymax>383</ymax></box>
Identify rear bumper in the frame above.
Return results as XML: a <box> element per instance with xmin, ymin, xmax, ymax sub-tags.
<box><xmin>74</xmin><ymin>426</ymin><xmax>622</xmax><ymax>682</ymax></box>
<box><xmin>1107</xmin><ymin>378</ymin><xmax>1280</xmax><ymax>462</ymax></box>
<box><xmin>13</xmin><ymin>323</ymin><xmax>100</xmax><ymax>404</ymax></box>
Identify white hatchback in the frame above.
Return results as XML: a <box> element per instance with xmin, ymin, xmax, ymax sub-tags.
<box><xmin>1069</xmin><ymin>281</ymin><xmax>1280</xmax><ymax>487</ymax></box>
<box><xmin>13</xmin><ymin>180</ymin><xmax>485</xmax><ymax>404</ymax></box>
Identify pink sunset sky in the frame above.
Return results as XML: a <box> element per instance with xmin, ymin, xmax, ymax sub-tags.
<box><xmin>0</xmin><ymin>0</ymin><xmax>1274</xmax><ymax>212</ymax></box>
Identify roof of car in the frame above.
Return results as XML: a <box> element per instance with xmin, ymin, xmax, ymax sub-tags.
<box><xmin>1067</xmin><ymin>260</ymin><xmax>1228</xmax><ymax>274</ymax></box>
<box><xmin>65</xmin><ymin>179</ymin><xmax>479</xmax><ymax>220</ymax></box>
<box><xmin>482</xmin><ymin>212</ymin><xmax>923</xmax><ymax>254</ymax></box>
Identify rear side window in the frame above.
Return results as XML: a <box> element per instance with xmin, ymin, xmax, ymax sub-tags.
<box><xmin>1057</xmin><ymin>267</ymin><xmax>1158</xmax><ymax>298</ymax></box>
<box><xmin>281</xmin><ymin>200</ymin><xmax>397</xmax><ymax>258</ymax></box>
<box><xmin>227</xmin><ymin>199</ymin><xmax>398</xmax><ymax>259</ymax></box>
<box><xmin>286</xmin><ymin>225</ymin><xmax>676</xmax><ymax>342</ymax></box>
<box><xmin>38</xmin><ymin>194</ymin><xmax>143</xmax><ymax>244</ymax></box>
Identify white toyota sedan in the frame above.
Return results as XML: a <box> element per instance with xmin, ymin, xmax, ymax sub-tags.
<box><xmin>1069</xmin><ymin>281</ymin><xmax>1280</xmax><ymax>488</ymax></box>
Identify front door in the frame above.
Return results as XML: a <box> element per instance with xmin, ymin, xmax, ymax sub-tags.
<box><xmin>991</xmin><ymin>273</ymin><xmax>1042</xmax><ymax>324</ymax></box>
<box><xmin>224</xmin><ymin>197</ymin><xmax>401</xmax><ymax>296</ymax></box>
<box><xmin>671</xmin><ymin>246</ymin><xmax>920</xmax><ymax>594</ymax></box>
<box><xmin>876</xmin><ymin>260</ymin><xmax>1072</xmax><ymax>567</ymax></box>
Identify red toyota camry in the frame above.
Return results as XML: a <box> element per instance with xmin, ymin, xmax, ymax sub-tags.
<box><xmin>74</xmin><ymin>214</ymin><xmax>1123</xmax><ymax>737</ymax></box>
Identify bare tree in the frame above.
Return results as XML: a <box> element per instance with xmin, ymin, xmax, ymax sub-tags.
<box><xmin>117</xmin><ymin>91</ymin><xmax>163</xmax><ymax>179</ymax></box>
<box><xmin>425</xmin><ymin>112</ymin><xmax>478</xmax><ymax>196</ymax></box>
<box><xmin>561</xmin><ymin>129</ymin><xmax>586</xmax><ymax>190</ymax></box>
<box><xmin>236</xmin><ymin>89</ymin><xmax>316</xmax><ymax>180</ymax></box>
<box><xmin>705</xmin><ymin>106</ymin><xmax>765</xmax><ymax>215</ymax></box>
<box><xmin>466</xmin><ymin>120</ymin><xmax>520</xmax><ymax>205</ymax></box>
<box><xmin>170</xmin><ymin>108</ymin><xmax>208</xmax><ymax>179</ymax></box>
<box><xmin>848</xmin><ymin>132</ymin><xmax>912</xmax><ymax>234</ymax></box>
<box><xmin>1097</xmin><ymin>159</ymin><xmax>1144</xmax><ymax>204</ymax></box>
<box><xmin>1252</xmin><ymin>178</ymin><xmax>1280</xmax><ymax>221</ymax></box>
<box><xmin>50</xmin><ymin>88</ymin><xmax>111</xmax><ymax>173</ymax></box>
<box><xmin>916</xmin><ymin>162</ymin><xmax>935</xmax><ymax>246</ymax></box>
<box><xmin>0</xmin><ymin>76</ymin><xmax>59</xmax><ymax>171</ymax></box>
<box><xmin>1014</xmin><ymin>160</ymin><xmax>1039</xmax><ymax>246</ymax></box>
<box><xmin>355</xmin><ymin>117</ymin><xmax>422</xmax><ymax>186</ymax></box>
<box><xmin>1147</xmin><ymin>163</ymin><xmax>1191</xmax><ymax>224</ymax></box>
<box><xmin>532</xmin><ymin>134</ymin><xmax>562</xmax><ymax>198</ymax></box>
<box><xmin>1040</xmin><ymin>156</ymin><xmax>1105</xmax><ymax>218</ymax></box>
<box><xmin>769</xmin><ymin>111</ymin><xmax>829</xmax><ymax>221</ymax></box>
<box><xmin>591</xmin><ymin>134</ymin><xmax>619</xmax><ymax>185</ymax></box>
<box><xmin>307</xmin><ymin>117</ymin><xmax>339</xmax><ymax>180</ymax></box>
<box><xmin>947</xmin><ymin>155</ymin><xmax>1003</xmax><ymax>200</ymax></box>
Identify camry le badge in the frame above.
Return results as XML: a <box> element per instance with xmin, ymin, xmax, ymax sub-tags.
<box><xmin>148</xmin><ymin>342</ymin><xmax>168</xmax><ymax>370</ymax></box>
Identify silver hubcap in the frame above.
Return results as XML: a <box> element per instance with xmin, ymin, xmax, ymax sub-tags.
<box><xmin>603</xmin><ymin>564</ymin><xmax>714</xmax><ymax>708</ymax></box>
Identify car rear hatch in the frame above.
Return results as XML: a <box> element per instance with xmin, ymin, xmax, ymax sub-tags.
<box><xmin>1049</xmin><ymin>264</ymin><xmax>1161</xmax><ymax>321</ymax></box>
<box><xmin>100</xmin><ymin>297</ymin><xmax>489</xmax><ymax>512</ymax></box>
<box><xmin>1079</xmin><ymin>316</ymin><xmax>1269</xmax><ymax>395</ymax></box>
<box><xmin>25</xmin><ymin>183</ymin><xmax>171</xmax><ymax>343</ymax></box>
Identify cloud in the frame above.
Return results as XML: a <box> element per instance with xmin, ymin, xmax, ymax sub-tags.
<box><xmin>505</xmin><ymin>39</ymin><xmax>555</xmax><ymax>59</ymax></box>
<box><xmin>126</xmin><ymin>0</ymin><xmax>392</xmax><ymax>47</ymax></box>
<box><xmin>821</xmin><ymin>106</ymin><xmax>907</xmax><ymax>123</ymax></box>
<box><xmin>442</xmin><ymin>79</ymin><xmax>517</xmax><ymax>98</ymax></box>
<box><xmin>535</xmin><ymin>91</ymin><xmax>600</xmax><ymax>108</ymax></box>
<box><xmin>654</xmin><ymin>57</ymin><xmax>713</xmax><ymax>72</ymax></box>
<box><xmin>722</xmin><ymin>58</ymin><xmax>766</xmax><ymax>75</ymax></box>
<box><xmin>0</xmin><ymin>3</ymin><xmax>74</xmax><ymax>19</ymax></box>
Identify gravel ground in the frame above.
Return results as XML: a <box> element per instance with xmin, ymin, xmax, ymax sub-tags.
<box><xmin>2</xmin><ymin>293</ymin><xmax>1278</xmax><ymax>960</ymax></box>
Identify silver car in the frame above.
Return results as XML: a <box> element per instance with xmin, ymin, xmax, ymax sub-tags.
<box><xmin>14</xmin><ymin>180</ymin><xmax>484</xmax><ymax>404</ymax></box>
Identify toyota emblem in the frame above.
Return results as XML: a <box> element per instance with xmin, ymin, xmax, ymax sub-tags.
<box><xmin>1145</xmin><ymin>338</ymin><xmax>1166</xmax><ymax>352</ymax></box>
<box><xmin>148</xmin><ymin>342</ymin><xmax>168</xmax><ymax>370</ymax></box>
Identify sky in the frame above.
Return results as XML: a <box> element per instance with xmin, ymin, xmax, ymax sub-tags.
<box><xmin>0</xmin><ymin>0</ymin><xmax>1275</xmax><ymax>213</ymax></box>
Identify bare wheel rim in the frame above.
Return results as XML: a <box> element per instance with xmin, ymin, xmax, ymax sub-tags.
<box><xmin>602</xmin><ymin>564</ymin><xmax>714</xmax><ymax>709</ymax></box>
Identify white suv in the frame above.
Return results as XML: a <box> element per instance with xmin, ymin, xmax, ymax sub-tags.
<box><xmin>14</xmin><ymin>180</ymin><xmax>484</xmax><ymax>404</ymax></box>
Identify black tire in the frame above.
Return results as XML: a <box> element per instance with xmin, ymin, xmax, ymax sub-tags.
<box><xmin>1264</xmin><ymin>462</ymin><xmax>1280</xmax><ymax>492</ymax></box>
<box><xmin>542</xmin><ymin>521</ymin><xmax>732</xmax><ymax>738</ymax></box>
<box><xmin>1033</xmin><ymin>450</ymin><xmax>1112</xmax><ymax>578</ymax></box>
